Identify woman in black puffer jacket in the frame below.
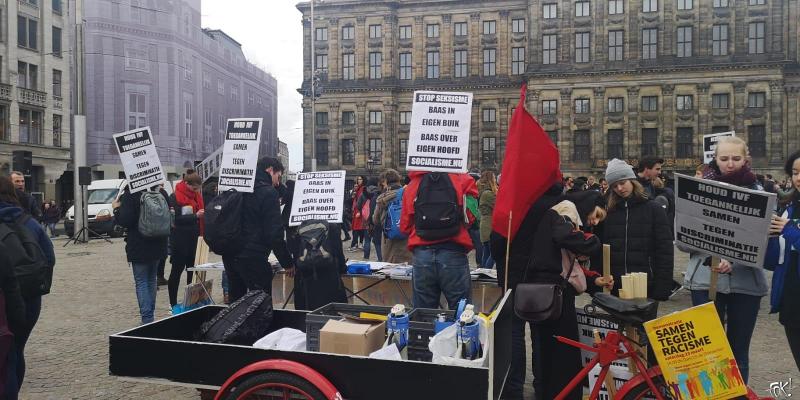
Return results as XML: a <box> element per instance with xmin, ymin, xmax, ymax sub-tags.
<box><xmin>599</xmin><ymin>159</ymin><xmax>674</xmax><ymax>301</ymax></box>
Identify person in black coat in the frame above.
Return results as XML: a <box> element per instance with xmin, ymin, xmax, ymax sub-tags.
<box><xmin>293</xmin><ymin>223</ymin><xmax>348</xmax><ymax>311</ymax></box>
<box><xmin>167</xmin><ymin>171</ymin><xmax>204</xmax><ymax>309</ymax></box>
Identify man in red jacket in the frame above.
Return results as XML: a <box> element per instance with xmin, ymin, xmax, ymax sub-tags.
<box><xmin>400</xmin><ymin>171</ymin><xmax>478</xmax><ymax>309</ymax></box>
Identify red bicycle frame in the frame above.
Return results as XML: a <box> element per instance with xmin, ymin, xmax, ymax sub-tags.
<box><xmin>553</xmin><ymin>330</ymin><xmax>665</xmax><ymax>400</ymax></box>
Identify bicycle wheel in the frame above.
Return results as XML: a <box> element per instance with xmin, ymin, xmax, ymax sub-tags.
<box><xmin>224</xmin><ymin>371</ymin><xmax>328</xmax><ymax>400</ymax></box>
<box><xmin>620</xmin><ymin>374</ymin><xmax>677</xmax><ymax>400</ymax></box>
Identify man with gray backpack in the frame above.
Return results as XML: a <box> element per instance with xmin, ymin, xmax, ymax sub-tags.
<box><xmin>373</xmin><ymin>169</ymin><xmax>412</xmax><ymax>264</ymax></box>
<box><xmin>113</xmin><ymin>184</ymin><xmax>171</xmax><ymax>324</ymax></box>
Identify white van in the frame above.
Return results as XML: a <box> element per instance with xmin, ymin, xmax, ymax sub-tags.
<box><xmin>65</xmin><ymin>179</ymin><xmax>127</xmax><ymax>237</ymax></box>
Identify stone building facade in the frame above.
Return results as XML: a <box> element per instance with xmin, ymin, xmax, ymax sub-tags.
<box><xmin>298</xmin><ymin>0</ymin><xmax>800</xmax><ymax>178</ymax></box>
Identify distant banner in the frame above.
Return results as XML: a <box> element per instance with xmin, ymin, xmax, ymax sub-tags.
<box><xmin>197</xmin><ymin>146</ymin><xmax>224</xmax><ymax>183</ymax></box>
<box><xmin>703</xmin><ymin>131</ymin><xmax>735</xmax><ymax>164</ymax></box>
<box><xmin>674</xmin><ymin>174</ymin><xmax>776</xmax><ymax>268</ymax></box>
<box><xmin>406</xmin><ymin>91</ymin><xmax>473</xmax><ymax>173</ymax></box>
<box><xmin>288</xmin><ymin>171</ymin><xmax>346</xmax><ymax>226</ymax></box>
<box><xmin>218</xmin><ymin>118</ymin><xmax>262</xmax><ymax>193</ymax></box>
<box><xmin>113</xmin><ymin>127</ymin><xmax>166</xmax><ymax>194</ymax></box>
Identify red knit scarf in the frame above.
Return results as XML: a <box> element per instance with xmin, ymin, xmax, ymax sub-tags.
<box><xmin>175</xmin><ymin>181</ymin><xmax>205</xmax><ymax>235</ymax></box>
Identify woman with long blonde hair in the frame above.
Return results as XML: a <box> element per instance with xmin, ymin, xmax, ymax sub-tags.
<box><xmin>477</xmin><ymin>171</ymin><xmax>498</xmax><ymax>268</ymax></box>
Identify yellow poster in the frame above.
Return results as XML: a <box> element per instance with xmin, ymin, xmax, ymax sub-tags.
<box><xmin>644</xmin><ymin>302</ymin><xmax>747</xmax><ymax>399</ymax></box>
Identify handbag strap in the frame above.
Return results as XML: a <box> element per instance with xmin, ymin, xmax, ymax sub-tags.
<box><xmin>521</xmin><ymin>214</ymin><xmax>577</xmax><ymax>286</ymax></box>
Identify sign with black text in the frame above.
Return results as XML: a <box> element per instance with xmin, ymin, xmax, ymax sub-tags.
<box><xmin>675</xmin><ymin>173</ymin><xmax>776</xmax><ymax>268</ymax></box>
<box><xmin>288</xmin><ymin>171</ymin><xmax>346</xmax><ymax>226</ymax></box>
<box><xmin>113</xmin><ymin>127</ymin><xmax>166</xmax><ymax>194</ymax></box>
<box><xmin>703</xmin><ymin>131</ymin><xmax>735</xmax><ymax>164</ymax></box>
<box><xmin>196</xmin><ymin>146</ymin><xmax>224</xmax><ymax>183</ymax></box>
<box><xmin>218</xmin><ymin>118</ymin><xmax>262</xmax><ymax>193</ymax></box>
<box><xmin>406</xmin><ymin>91</ymin><xmax>473</xmax><ymax>173</ymax></box>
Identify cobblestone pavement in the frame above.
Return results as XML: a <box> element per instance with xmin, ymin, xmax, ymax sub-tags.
<box><xmin>18</xmin><ymin>238</ymin><xmax>799</xmax><ymax>399</ymax></box>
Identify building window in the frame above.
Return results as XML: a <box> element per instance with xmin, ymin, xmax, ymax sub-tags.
<box><xmin>575</xmin><ymin>0</ymin><xmax>590</xmax><ymax>16</ymax></box>
<box><xmin>342</xmin><ymin>111</ymin><xmax>355</xmax><ymax>126</ymax></box>
<box><xmin>712</xmin><ymin>24</ymin><xmax>728</xmax><ymax>56</ymax></box>
<box><xmin>203</xmin><ymin>109</ymin><xmax>213</xmax><ymax>144</ymax></box>
<box><xmin>219</xmin><ymin>80</ymin><xmax>226</xmax><ymax>96</ymax></box>
<box><xmin>483</xmin><ymin>20</ymin><xmax>496</xmax><ymax>35</ymax></box>
<box><xmin>341</xmin><ymin>139</ymin><xmax>355</xmax><ymax>165</ymax></box>
<box><xmin>400</xmin><ymin>111</ymin><xmax>411</xmax><ymax>125</ymax></box>
<box><xmin>17</xmin><ymin>16</ymin><xmax>38</xmax><ymax>50</ymax></box>
<box><xmin>512</xmin><ymin>47</ymin><xmax>525</xmax><ymax>75</ymax></box>
<box><xmin>53</xmin><ymin>0</ymin><xmax>63</xmax><ymax>14</ymax></box>
<box><xmin>542</xmin><ymin>100</ymin><xmax>558</xmax><ymax>115</ymax></box>
<box><xmin>676</xmin><ymin>127</ymin><xmax>694</xmax><ymax>158</ymax></box>
<box><xmin>17</xmin><ymin>62</ymin><xmax>37</xmax><ymax>90</ymax></box>
<box><xmin>183</xmin><ymin>99</ymin><xmax>193</xmax><ymax>139</ymax></box>
<box><xmin>127</xmin><ymin>92</ymin><xmax>147</xmax><ymax>130</ymax></box>
<box><xmin>609</xmin><ymin>0</ymin><xmax>624</xmax><ymax>14</ymax></box>
<box><xmin>608</xmin><ymin>97</ymin><xmax>624</xmax><ymax>113</ymax></box>
<box><xmin>714</xmin><ymin>0</ymin><xmax>728</xmax><ymax>7</ymax></box>
<box><xmin>399</xmin><ymin>139</ymin><xmax>408</xmax><ymax>165</ymax></box>
<box><xmin>482</xmin><ymin>108</ymin><xmax>497</xmax><ymax>123</ymax></box>
<box><xmin>575</xmin><ymin>32</ymin><xmax>590</xmax><ymax>63</ymax></box>
<box><xmin>574</xmin><ymin>98</ymin><xmax>590</xmax><ymax>114</ymax></box>
<box><xmin>18</xmin><ymin>109</ymin><xmax>42</xmax><ymax>145</ymax></box>
<box><xmin>678</xmin><ymin>0</ymin><xmax>693</xmax><ymax>10</ymax></box>
<box><xmin>426</xmin><ymin>51</ymin><xmax>440</xmax><ymax>78</ymax></box>
<box><xmin>677</xmin><ymin>26</ymin><xmax>692</xmax><ymax>57</ymax></box>
<box><xmin>641</xmin><ymin>96</ymin><xmax>658</xmax><ymax>111</ymax></box>
<box><xmin>482</xmin><ymin>137</ymin><xmax>497</xmax><ymax>165</ymax></box>
<box><xmin>608</xmin><ymin>30</ymin><xmax>624</xmax><ymax>61</ymax></box>
<box><xmin>677</xmin><ymin>95</ymin><xmax>693</xmax><ymax>110</ymax></box>
<box><xmin>183</xmin><ymin>56</ymin><xmax>193</xmax><ymax>81</ymax></box>
<box><xmin>426</xmin><ymin>24</ymin><xmax>440</xmax><ymax>38</ymax></box>
<box><xmin>748</xmin><ymin>92</ymin><xmax>766</xmax><ymax>108</ymax></box>
<box><xmin>342</xmin><ymin>26</ymin><xmax>355</xmax><ymax>40</ymax></box>
<box><xmin>315</xmin><ymin>139</ymin><xmax>329</xmax><ymax>166</ymax></box>
<box><xmin>399</xmin><ymin>53</ymin><xmax>412</xmax><ymax>80</ymax></box>
<box><xmin>543</xmin><ymin>3</ymin><xmax>558</xmax><ymax>18</ymax></box>
<box><xmin>512</xmin><ymin>19</ymin><xmax>525</xmax><ymax>34</ymax></box>
<box><xmin>749</xmin><ymin>0</ymin><xmax>766</xmax><ymax>4</ymax></box>
<box><xmin>125</xmin><ymin>44</ymin><xmax>149</xmax><ymax>72</ymax></box>
<box><xmin>454</xmin><ymin>50</ymin><xmax>468</xmax><ymax>78</ymax></box>
<box><xmin>315</xmin><ymin>112</ymin><xmax>328</xmax><ymax>126</ymax></box>
<box><xmin>574</xmin><ymin>130</ymin><xmax>590</xmax><ymax>161</ymax></box>
<box><xmin>543</xmin><ymin>35</ymin><xmax>557</xmax><ymax>64</ymax></box>
<box><xmin>53</xmin><ymin>114</ymin><xmax>62</xmax><ymax>147</ymax></box>
<box><xmin>248</xmin><ymin>91</ymin><xmax>254</xmax><ymax>105</ymax></box>
<box><xmin>641</xmin><ymin>128</ymin><xmax>658</xmax><ymax>156</ymax></box>
<box><xmin>52</xmin><ymin>69</ymin><xmax>61</xmax><ymax>97</ymax></box>
<box><xmin>547</xmin><ymin>130</ymin><xmax>558</xmax><ymax>146</ymax></box>
<box><xmin>643</xmin><ymin>0</ymin><xmax>658</xmax><ymax>12</ymax></box>
<box><xmin>0</xmin><ymin>106</ymin><xmax>7</xmax><ymax>142</ymax></box>
<box><xmin>399</xmin><ymin>25</ymin><xmax>412</xmax><ymax>40</ymax></box>
<box><xmin>483</xmin><ymin>49</ymin><xmax>496</xmax><ymax>76</ymax></box>
<box><xmin>315</xmin><ymin>54</ymin><xmax>328</xmax><ymax>73</ymax></box>
<box><xmin>642</xmin><ymin>28</ymin><xmax>658</xmax><ymax>59</ymax></box>
<box><xmin>342</xmin><ymin>53</ymin><xmax>355</xmax><ymax>80</ymax></box>
<box><xmin>369</xmin><ymin>111</ymin><xmax>382</xmax><ymax>125</ymax></box>
<box><xmin>607</xmin><ymin>129</ymin><xmax>624</xmax><ymax>159</ymax></box>
<box><xmin>369</xmin><ymin>52</ymin><xmax>382</xmax><ymax>79</ymax></box>
<box><xmin>712</xmin><ymin>93</ymin><xmax>729</xmax><ymax>109</ymax></box>
<box><xmin>203</xmin><ymin>71</ymin><xmax>211</xmax><ymax>90</ymax></box>
<box><xmin>748</xmin><ymin>125</ymin><xmax>766</xmax><ymax>157</ymax></box>
<box><xmin>52</xmin><ymin>26</ymin><xmax>61</xmax><ymax>57</ymax></box>
<box><xmin>454</xmin><ymin>22</ymin><xmax>468</xmax><ymax>37</ymax></box>
<box><xmin>369</xmin><ymin>138</ymin><xmax>383</xmax><ymax>164</ymax></box>
<box><xmin>369</xmin><ymin>24</ymin><xmax>381</xmax><ymax>39</ymax></box>
<box><xmin>748</xmin><ymin>22</ymin><xmax>765</xmax><ymax>54</ymax></box>
<box><xmin>315</xmin><ymin>27</ymin><xmax>328</xmax><ymax>41</ymax></box>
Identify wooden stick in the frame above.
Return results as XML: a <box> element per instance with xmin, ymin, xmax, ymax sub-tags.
<box><xmin>504</xmin><ymin>211</ymin><xmax>512</xmax><ymax>291</ymax></box>
<box><xmin>593</xmin><ymin>329</ymin><xmax>617</xmax><ymax>397</ymax></box>
<box><xmin>709</xmin><ymin>257</ymin><xmax>720</xmax><ymax>301</ymax></box>
<box><xmin>603</xmin><ymin>244</ymin><xmax>611</xmax><ymax>294</ymax></box>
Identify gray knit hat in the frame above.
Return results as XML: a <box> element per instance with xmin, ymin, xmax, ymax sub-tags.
<box><xmin>605</xmin><ymin>158</ymin><xmax>636</xmax><ymax>187</ymax></box>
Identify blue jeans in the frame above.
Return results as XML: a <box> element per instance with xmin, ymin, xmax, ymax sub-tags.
<box><xmin>468</xmin><ymin>225</ymin><xmax>482</xmax><ymax>266</ymax></box>
<box><xmin>412</xmin><ymin>245</ymin><xmax>471</xmax><ymax>309</ymax></box>
<box><xmin>222</xmin><ymin>271</ymin><xmax>229</xmax><ymax>296</ymax></box>
<box><xmin>5</xmin><ymin>295</ymin><xmax>42</xmax><ymax>400</ymax></box>
<box><xmin>481</xmin><ymin>241</ymin><xmax>494</xmax><ymax>268</ymax></box>
<box><xmin>131</xmin><ymin>261</ymin><xmax>159</xmax><ymax>324</ymax></box>
<box><xmin>691</xmin><ymin>290</ymin><xmax>761</xmax><ymax>383</ymax></box>
<box><xmin>363</xmin><ymin>230</ymin><xmax>382</xmax><ymax>261</ymax></box>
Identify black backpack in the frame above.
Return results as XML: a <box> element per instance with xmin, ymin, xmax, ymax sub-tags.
<box><xmin>296</xmin><ymin>220</ymin><xmax>334</xmax><ymax>278</ymax></box>
<box><xmin>195</xmin><ymin>290</ymin><xmax>274</xmax><ymax>345</ymax></box>
<box><xmin>414</xmin><ymin>172</ymin><xmax>462</xmax><ymax>241</ymax></box>
<box><xmin>0</xmin><ymin>215</ymin><xmax>52</xmax><ymax>298</ymax></box>
<box><xmin>203</xmin><ymin>189</ymin><xmax>244</xmax><ymax>256</ymax></box>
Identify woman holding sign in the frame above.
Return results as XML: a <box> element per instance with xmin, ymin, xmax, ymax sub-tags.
<box><xmin>683</xmin><ymin>136</ymin><xmax>767</xmax><ymax>383</ymax></box>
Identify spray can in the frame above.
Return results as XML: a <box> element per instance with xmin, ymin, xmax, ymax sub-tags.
<box><xmin>384</xmin><ymin>304</ymin><xmax>409</xmax><ymax>359</ymax></box>
<box><xmin>456</xmin><ymin>305</ymin><xmax>482</xmax><ymax>361</ymax></box>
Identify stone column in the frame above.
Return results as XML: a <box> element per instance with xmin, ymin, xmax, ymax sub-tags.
<box><xmin>498</xmin><ymin>11</ymin><xmax>510</xmax><ymax>76</ymax></box>
<box><xmin>356</xmin><ymin>16</ymin><xmax>367</xmax><ymax>80</ymax></box>
<box><xmin>733</xmin><ymin>81</ymin><xmax>747</xmax><ymax>135</ymax></box>
<box><xmin>560</xmin><ymin>88</ymin><xmax>573</xmax><ymax>164</ymax></box>
<box><xmin>383</xmin><ymin>101</ymin><xmax>396</xmax><ymax>167</ymax></box>
<box><xmin>471</xmin><ymin>100</ymin><xmax>481</xmax><ymax>168</ymax></box>
<box><xmin>498</xmin><ymin>97</ymin><xmax>511</xmax><ymax>164</ymax></box>
<box><xmin>661</xmin><ymin>84</ymin><xmax>675</xmax><ymax>157</ymax></box>
<box><xmin>768</xmin><ymin>80</ymin><xmax>785</xmax><ymax>164</ymax></box>
<box><xmin>593</xmin><ymin>87</ymin><xmax>606</xmax><ymax>161</ymax></box>
<box><xmin>303</xmin><ymin>101</ymin><xmax>312</xmax><ymax>171</ymax></box>
<box><xmin>627</xmin><ymin>86</ymin><xmax>640</xmax><ymax>159</ymax></box>
<box><xmin>413</xmin><ymin>16</ymin><xmax>425</xmax><ymax>79</ymax></box>
<box><xmin>441</xmin><ymin>14</ymin><xmax>452</xmax><ymax>78</ymax></box>
<box><xmin>786</xmin><ymin>85</ymin><xmax>800</xmax><ymax>153</ymax></box>
<box><xmin>356</xmin><ymin>101</ymin><xmax>367</xmax><ymax>170</ymax></box>
<box><xmin>469</xmin><ymin>12</ymin><xmax>481</xmax><ymax>77</ymax></box>
<box><xmin>329</xmin><ymin>102</ymin><xmax>340</xmax><ymax>167</ymax></box>
<box><xmin>383</xmin><ymin>14</ymin><xmax>396</xmax><ymax>79</ymax></box>
<box><xmin>696</xmin><ymin>83</ymin><xmax>710</xmax><ymax>157</ymax></box>
<box><xmin>329</xmin><ymin>18</ymin><xmax>340</xmax><ymax>80</ymax></box>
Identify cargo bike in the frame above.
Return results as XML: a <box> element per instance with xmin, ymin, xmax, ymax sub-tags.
<box><xmin>109</xmin><ymin>291</ymin><xmax>513</xmax><ymax>400</ymax></box>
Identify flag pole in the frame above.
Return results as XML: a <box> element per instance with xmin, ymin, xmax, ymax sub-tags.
<box><xmin>504</xmin><ymin>211</ymin><xmax>512</xmax><ymax>290</ymax></box>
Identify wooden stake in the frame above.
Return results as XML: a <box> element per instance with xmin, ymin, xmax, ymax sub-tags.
<box><xmin>593</xmin><ymin>329</ymin><xmax>617</xmax><ymax>397</ymax></box>
<box><xmin>709</xmin><ymin>257</ymin><xmax>720</xmax><ymax>301</ymax></box>
<box><xmin>504</xmin><ymin>211</ymin><xmax>512</xmax><ymax>291</ymax></box>
<box><xmin>602</xmin><ymin>244</ymin><xmax>611</xmax><ymax>294</ymax></box>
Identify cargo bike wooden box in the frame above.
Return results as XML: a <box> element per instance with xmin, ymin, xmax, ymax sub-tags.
<box><xmin>109</xmin><ymin>291</ymin><xmax>512</xmax><ymax>400</ymax></box>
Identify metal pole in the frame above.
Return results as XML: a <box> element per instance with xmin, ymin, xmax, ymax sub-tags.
<box><xmin>309</xmin><ymin>0</ymin><xmax>317</xmax><ymax>172</ymax></box>
<box><xmin>72</xmin><ymin>0</ymin><xmax>88</xmax><ymax>242</ymax></box>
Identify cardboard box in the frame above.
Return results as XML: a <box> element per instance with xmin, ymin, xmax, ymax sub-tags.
<box><xmin>319</xmin><ymin>319</ymin><xmax>385</xmax><ymax>356</ymax></box>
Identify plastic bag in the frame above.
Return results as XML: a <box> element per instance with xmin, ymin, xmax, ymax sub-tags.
<box><xmin>428</xmin><ymin>317</ymin><xmax>489</xmax><ymax>368</ymax></box>
<box><xmin>369</xmin><ymin>343</ymin><xmax>403</xmax><ymax>360</ymax></box>
<box><xmin>253</xmin><ymin>328</ymin><xmax>307</xmax><ymax>351</ymax></box>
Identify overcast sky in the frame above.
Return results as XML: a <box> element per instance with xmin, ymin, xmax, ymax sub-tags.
<box><xmin>202</xmin><ymin>0</ymin><xmax>305</xmax><ymax>172</ymax></box>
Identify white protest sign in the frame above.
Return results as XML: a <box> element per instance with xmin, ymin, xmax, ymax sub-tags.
<box><xmin>197</xmin><ymin>146</ymin><xmax>224</xmax><ymax>183</ymax></box>
<box><xmin>675</xmin><ymin>173</ymin><xmax>777</xmax><ymax>268</ymax></box>
<box><xmin>703</xmin><ymin>131</ymin><xmax>735</xmax><ymax>164</ymax></box>
<box><xmin>288</xmin><ymin>170</ymin><xmax>346</xmax><ymax>226</ymax></box>
<box><xmin>218</xmin><ymin>118</ymin><xmax>262</xmax><ymax>193</ymax></box>
<box><xmin>112</xmin><ymin>127</ymin><xmax>166</xmax><ymax>194</ymax></box>
<box><xmin>406</xmin><ymin>91</ymin><xmax>473</xmax><ymax>173</ymax></box>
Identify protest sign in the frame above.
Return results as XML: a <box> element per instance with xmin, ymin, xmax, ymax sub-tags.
<box><xmin>406</xmin><ymin>91</ymin><xmax>473</xmax><ymax>173</ymax></box>
<box><xmin>196</xmin><ymin>146</ymin><xmax>224</xmax><ymax>183</ymax></box>
<box><xmin>674</xmin><ymin>173</ymin><xmax>776</xmax><ymax>268</ymax></box>
<box><xmin>576</xmin><ymin>309</ymin><xmax>632</xmax><ymax>397</ymax></box>
<box><xmin>218</xmin><ymin>118</ymin><xmax>262</xmax><ymax>193</ymax></box>
<box><xmin>112</xmin><ymin>127</ymin><xmax>166</xmax><ymax>194</ymax></box>
<box><xmin>644</xmin><ymin>302</ymin><xmax>747</xmax><ymax>399</ymax></box>
<box><xmin>288</xmin><ymin>170</ymin><xmax>346</xmax><ymax>226</ymax></box>
<box><xmin>703</xmin><ymin>131</ymin><xmax>735</xmax><ymax>164</ymax></box>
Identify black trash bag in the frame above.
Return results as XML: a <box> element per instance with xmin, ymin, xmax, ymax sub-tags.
<box><xmin>195</xmin><ymin>290</ymin><xmax>273</xmax><ymax>345</ymax></box>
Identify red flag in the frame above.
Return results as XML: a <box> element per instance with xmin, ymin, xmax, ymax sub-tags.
<box><xmin>492</xmin><ymin>84</ymin><xmax>561</xmax><ymax>242</ymax></box>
